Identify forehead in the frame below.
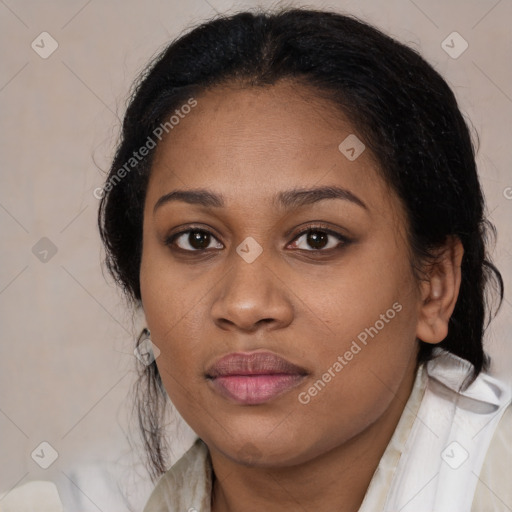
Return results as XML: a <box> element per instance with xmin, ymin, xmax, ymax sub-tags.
<box><xmin>148</xmin><ymin>81</ymin><xmax>390</xmax><ymax>212</ymax></box>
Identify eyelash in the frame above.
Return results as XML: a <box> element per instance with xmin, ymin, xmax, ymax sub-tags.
<box><xmin>164</xmin><ymin>223</ymin><xmax>351</xmax><ymax>254</ymax></box>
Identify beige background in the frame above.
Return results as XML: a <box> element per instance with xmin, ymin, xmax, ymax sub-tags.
<box><xmin>1</xmin><ymin>0</ymin><xmax>511</xmax><ymax>510</ymax></box>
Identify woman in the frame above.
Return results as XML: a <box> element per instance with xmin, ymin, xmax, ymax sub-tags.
<box><xmin>97</xmin><ymin>7</ymin><xmax>510</xmax><ymax>512</ymax></box>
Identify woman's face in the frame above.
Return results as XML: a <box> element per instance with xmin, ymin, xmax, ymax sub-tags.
<box><xmin>140</xmin><ymin>81</ymin><xmax>422</xmax><ymax>467</ymax></box>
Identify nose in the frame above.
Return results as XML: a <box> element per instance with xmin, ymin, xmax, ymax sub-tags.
<box><xmin>211</xmin><ymin>253</ymin><xmax>294</xmax><ymax>333</ymax></box>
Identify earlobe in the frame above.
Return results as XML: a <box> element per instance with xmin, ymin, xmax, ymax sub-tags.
<box><xmin>416</xmin><ymin>236</ymin><xmax>464</xmax><ymax>344</ymax></box>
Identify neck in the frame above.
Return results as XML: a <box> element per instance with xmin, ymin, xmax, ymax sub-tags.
<box><xmin>210</xmin><ymin>360</ymin><xmax>418</xmax><ymax>512</ymax></box>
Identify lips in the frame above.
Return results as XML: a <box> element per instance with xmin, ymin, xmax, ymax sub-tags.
<box><xmin>206</xmin><ymin>352</ymin><xmax>308</xmax><ymax>405</ymax></box>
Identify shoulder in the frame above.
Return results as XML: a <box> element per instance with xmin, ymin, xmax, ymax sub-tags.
<box><xmin>425</xmin><ymin>352</ymin><xmax>512</xmax><ymax>512</ymax></box>
<box><xmin>0</xmin><ymin>481</ymin><xmax>63</xmax><ymax>512</ymax></box>
<box><xmin>472</xmin><ymin>400</ymin><xmax>512</xmax><ymax>511</ymax></box>
<box><xmin>382</xmin><ymin>350</ymin><xmax>511</xmax><ymax>512</ymax></box>
<box><xmin>143</xmin><ymin>438</ymin><xmax>212</xmax><ymax>512</ymax></box>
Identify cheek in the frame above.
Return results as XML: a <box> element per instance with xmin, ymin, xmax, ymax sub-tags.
<box><xmin>139</xmin><ymin>239</ymin><xmax>207</xmax><ymax>390</ymax></box>
<box><xmin>292</xmin><ymin>242</ymin><xmax>419</xmax><ymax>418</ymax></box>
<box><xmin>140</xmin><ymin>266</ymin><xmax>206</xmax><ymax>372</ymax></box>
<box><xmin>292</xmin><ymin>239</ymin><xmax>417</xmax><ymax>349</ymax></box>
<box><xmin>140</xmin><ymin>230</ymin><xmax>203</xmax><ymax>331</ymax></box>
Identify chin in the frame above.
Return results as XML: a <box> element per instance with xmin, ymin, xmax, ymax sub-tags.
<box><xmin>213</xmin><ymin>434</ymin><xmax>316</xmax><ymax>469</ymax></box>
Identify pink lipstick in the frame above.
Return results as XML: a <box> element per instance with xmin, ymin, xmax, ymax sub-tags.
<box><xmin>206</xmin><ymin>351</ymin><xmax>308</xmax><ymax>405</ymax></box>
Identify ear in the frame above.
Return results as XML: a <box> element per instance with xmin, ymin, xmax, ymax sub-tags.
<box><xmin>416</xmin><ymin>236</ymin><xmax>464</xmax><ymax>344</ymax></box>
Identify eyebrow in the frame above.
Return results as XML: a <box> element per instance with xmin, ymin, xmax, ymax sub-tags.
<box><xmin>153</xmin><ymin>185</ymin><xmax>367</xmax><ymax>214</ymax></box>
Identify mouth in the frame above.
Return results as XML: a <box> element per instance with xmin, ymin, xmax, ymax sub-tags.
<box><xmin>206</xmin><ymin>351</ymin><xmax>308</xmax><ymax>405</ymax></box>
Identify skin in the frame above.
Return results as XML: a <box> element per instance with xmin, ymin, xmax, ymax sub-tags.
<box><xmin>139</xmin><ymin>80</ymin><xmax>463</xmax><ymax>512</ymax></box>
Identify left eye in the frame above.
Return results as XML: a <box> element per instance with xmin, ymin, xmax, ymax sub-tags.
<box><xmin>289</xmin><ymin>228</ymin><xmax>347</xmax><ymax>251</ymax></box>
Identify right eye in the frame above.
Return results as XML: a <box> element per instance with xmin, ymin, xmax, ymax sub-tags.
<box><xmin>165</xmin><ymin>228</ymin><xmax>224</xmax><ymax>252</ymax></box>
